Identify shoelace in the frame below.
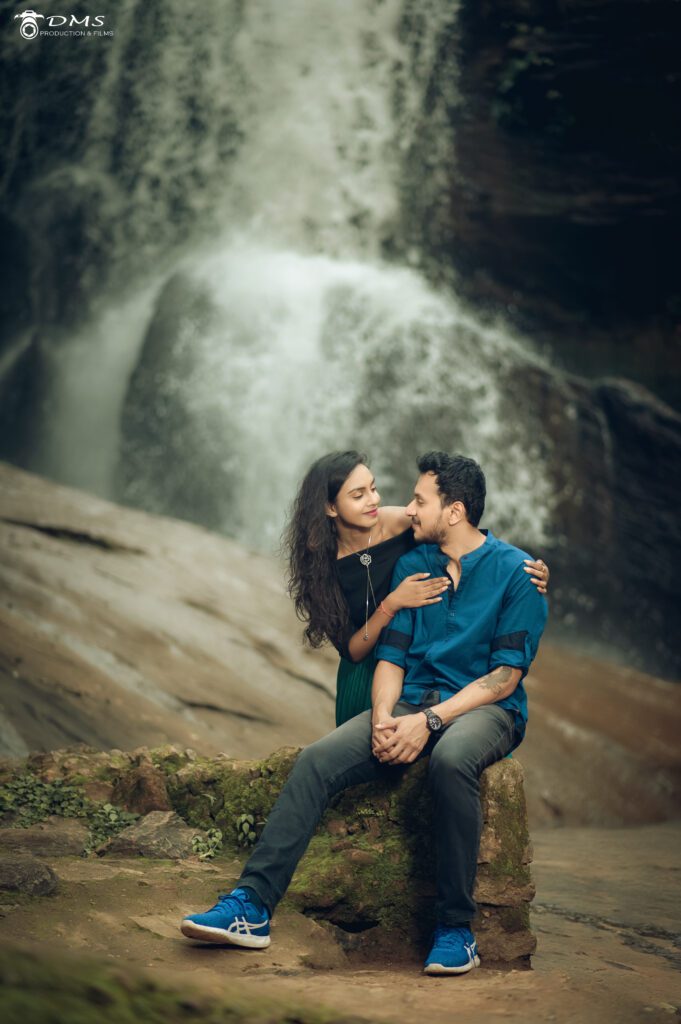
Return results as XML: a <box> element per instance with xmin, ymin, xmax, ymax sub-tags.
<box><xmin>211</xmin><ymin>890</ymin><xmax>250</xmax><ymax>914</ymax></box>
<box><xmin>432</xmin><ymin>926</ymin><xmax>472</xmax><ymax>948</ymax></box>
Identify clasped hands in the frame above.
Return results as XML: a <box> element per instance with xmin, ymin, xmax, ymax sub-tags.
<box><xmin>371</xmin><ymin>711</ymin><xmax>430</xmax><ymax>765</ymax></box>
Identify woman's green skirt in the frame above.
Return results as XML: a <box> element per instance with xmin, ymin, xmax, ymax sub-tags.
<box><xmin>335</xmin><ymin>650</ymin><xmax>377</xmax><ymax>727</ymax></box>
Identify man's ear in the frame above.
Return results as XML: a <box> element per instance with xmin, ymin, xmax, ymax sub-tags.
<box><xmin>446</xmin><ymin>501</ymin><xmax>467</xmax><ymax>526</ymax></box>
<box><xmin>325</xmin><ymin>503</ymin><xmax>338</xmax><ymax>519</ymax></box>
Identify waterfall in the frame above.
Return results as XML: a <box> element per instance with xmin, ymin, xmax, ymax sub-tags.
<box><xmin>1</xmin><ymin>0</ymin><xmax>552</xmax><ymax>552</ymax></box>
<box><xmin>116</xmin><ymin>242</ymin><xmax>554</xmax><ymax>548</ymax></box>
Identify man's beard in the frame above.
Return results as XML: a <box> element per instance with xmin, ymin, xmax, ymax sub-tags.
<box><xmin>415</xmin><ymin>516</ymin><xmax>447</xmax><ymax>546</ymax></box>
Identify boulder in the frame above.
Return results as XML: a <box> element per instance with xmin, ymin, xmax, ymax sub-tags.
<box><xmin>115</xmin><ymin>273</ymin><xmax>240</xmax><ymax>533</ymax></box>
<box><xmin>96</xmin><ymin>810</ymin><xmax>200</xmax><ymax>860</ymax></box>
<box><xmin>163</xmin><ymin>747</ymin><xmax>536</xmax><ymax>966</ymax></box>
<box><xmin>0</xmin><ymin>855</ymin><xmax>58</xmax><ymax>896</ymax></box>
<box><xmin>110</xmin><ymin>757</ymin><xmax>172</xmax><ymax>815</ymax></box>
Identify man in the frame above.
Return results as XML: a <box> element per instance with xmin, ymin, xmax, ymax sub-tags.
<box><xmin>180</xmin><ymin>452</ymin><xmax>548</xmax><ymax>975</ymax></box>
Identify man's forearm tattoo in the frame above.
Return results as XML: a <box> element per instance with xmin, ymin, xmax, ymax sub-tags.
<box><xmin>478</xmin><ymin>665</ymin><xmax>513</xmax><ymax>698</ymax></box>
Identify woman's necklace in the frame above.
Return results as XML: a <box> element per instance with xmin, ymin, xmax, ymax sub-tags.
<box><xmin>340</xmin><ymin>530</ymin><xmax>377</xmax><ymax>641</ymax></box>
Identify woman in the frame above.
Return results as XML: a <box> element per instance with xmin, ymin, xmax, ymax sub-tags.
<box><xmin>284</xmin><ymin>451</ymin><xmax>549</xmax><ymax>726</ymax></box>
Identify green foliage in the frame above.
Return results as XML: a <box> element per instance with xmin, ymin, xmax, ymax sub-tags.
<box><xmin>235</xmin><ymin>812</ymin><xmax>258</xmax><ymax>847</ymax></box>
<box><xmin>191</xmin><ymin>827</ymin><xmax>223</xmax><ymax>860</ymax></box>
<box><xmin>163</xmin><ymin>747</ymin><xmax>300</xmax><ymax>851</ymax></box>
<box><xmin>0</xmin><ymin>775</ymin><xmax>89</xmax><ymax>823</ymax></box>
<box><xmin>84</xmin><ymin>803</ymin><xmax>139</xmax><ymax>854</ymax></box>
<box><xmin>0</xmin><ymin>773</ymin><xmax>138</xmax><ymax>855</ymax></box>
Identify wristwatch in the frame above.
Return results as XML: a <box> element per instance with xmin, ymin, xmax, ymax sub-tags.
<box><xmin>423</xmin><ymin>708</ymin><xmax>444</xmax><ymax>733</ymax></box>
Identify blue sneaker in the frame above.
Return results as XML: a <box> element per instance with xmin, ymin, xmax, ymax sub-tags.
<box><xmin>180</xmin><ymin>887</ymin><xmax>270</xmax><ymax>948</ymax></box>
<box><xmin>424</xmin><ymin>925</ymin><xmax>480</xmax><ymax>975</ymax></box>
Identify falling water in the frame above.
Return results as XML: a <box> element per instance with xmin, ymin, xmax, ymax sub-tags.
<box><xmin>1</xmin><ymin>0</ymin><xmax>553</xmax><ymax>552</ymax></box>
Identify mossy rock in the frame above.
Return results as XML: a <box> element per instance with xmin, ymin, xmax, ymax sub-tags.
<box><xmin>155</xmin><ymin>746</ymin><xmax>535</xmax><ymax>965</ymax></box>
<box><xmin>162</xmin><ymin>746</ymin><xmax>300</xmax><ymax>849</ymax></box>
<box><xmin>284</xmin><ymin>758</ymin><xmax>534</xmax><ymax>963</ymax></box>
<box><xmin>7</xmin><ymin>744</ymin><xmax>536</xmax><ymax>966</ymax></box>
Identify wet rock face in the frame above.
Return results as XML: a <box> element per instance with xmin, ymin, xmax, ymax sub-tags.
<box><xmin>394</xmin><ymin>0</ymin><xmax>681</xmax><ymax>402</ymax></box>
<box><xmin>0</xmin><ymin>5</ymin><xmax>244</xmax><ymax>328</ymax></box>
<box><xmin>116</xmin><ymin>273</ymin><xmax>241</xmax><ymax>533</ymax></box>
<box><xmin>506</xmin><ymin>367</ymin><xmax>681</xmax><ymax>678</ymax></box>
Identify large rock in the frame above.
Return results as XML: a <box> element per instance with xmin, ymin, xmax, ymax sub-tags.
<box><xmin>0</xmin><ymin>462</ymin><xmax>337</xmax><ymax>761</ymax></box>
<box><xmin>284</xmin><ymin>757</ymin><xmax>535</xmax><ymax>965</ymax></box>
<box><xmin>0</xmin><ymin>854</ymin><xmax>58</xmax><ymax>896</ymax></box>
<box><xmin>152</xmin><ymin>747</ymin><xmax>535</xmax><ymax>965</ymax></box>
<box><xmin>115</xmin><ymin>273</ymin><xmax>245</xmax><ymax>533</ymax></box>
<box><xmin>110</xmin><ymin>754</ymin><xmax>172</xmax><ymax>815</ymax></box>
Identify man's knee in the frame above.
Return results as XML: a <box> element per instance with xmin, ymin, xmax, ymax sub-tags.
<box><xmin>292</xmin><ymin>725</ymin><xmax>361</xmax><ymax>782</ymax></box>
<box><xmin>428</xmin><ymin>741</ymin><xmax>478</xmax><ymax>783</ymax></box>
<box><xmin>292</xmin><ymin>737</ymin><xmax>333</xmax><ymax>779</ymax></box>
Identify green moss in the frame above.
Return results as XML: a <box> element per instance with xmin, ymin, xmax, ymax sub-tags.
<box><xmin>0</xmin><ymin>943</ymin><xmax>362</xmax><ymax>1024</ymax></box>
<box><xmin>162</xmin><ymin>748</ymin><xmax>300</xmax><ymax>852</ymax></box>
<box><xmin>67</xmin><ymin>773</ymin><xmax>90</xmax><ymax>786</ymax></box>
<box><xmin>287</xmin><ymin>831</ymin><xmax>423</xmax><ymax>939</ymax></box>
<box><xmin>481</xmin><ymin>766</ymin><xmax>531</xmax><ymax>883</ymax></box>
<box><xmin>498</xmin><ymin>903</ymin><xmax>531</xmax><ymax>934</ymax></box>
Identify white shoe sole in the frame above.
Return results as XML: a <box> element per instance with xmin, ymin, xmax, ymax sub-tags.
<box><xmin>180</xmin><ymin>920</ymin><xmax>271</xmax><ymax>948</ymax></box>
<box><xmin>424</xmin><ymin>954</ymin><xmax>480</xmax><ymax>975</ymax></box>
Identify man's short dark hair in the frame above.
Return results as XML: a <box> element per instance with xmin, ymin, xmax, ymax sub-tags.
<box><xmin>416</xmin><ymin>451</ymin><xmax>486</xmax><ymax>527</ymax></box>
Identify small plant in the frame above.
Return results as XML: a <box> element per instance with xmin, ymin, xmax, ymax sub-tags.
<box><xmin>0</xmin><ymin>773</ymin><xmax>138</xmax><ymax>855</ymax></box>
<box><xmin>85</xmin><ymin>803</ymin><xmax>139</xmax><ymax>854</ymax></box>
<box><xmin>191</xmin><ymin>827</ymin><xmax>223</xmax><ymax>860</ymax></box>
<box><xmin>235</xmin><ymin>813</ymin><xmax>257</xmax><ymax>847</ymax></box>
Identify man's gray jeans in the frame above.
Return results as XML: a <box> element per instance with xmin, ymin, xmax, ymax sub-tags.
<box><xmin>238</xmin><ymin>697</ymin><xmax>519</xmax><ymax>926</ymax></box>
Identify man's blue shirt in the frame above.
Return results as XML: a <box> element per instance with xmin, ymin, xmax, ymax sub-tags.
<box><xmin>375</xmin><ymin>530</ymin><xmax>548</xmax><ymax>748</ymax></box>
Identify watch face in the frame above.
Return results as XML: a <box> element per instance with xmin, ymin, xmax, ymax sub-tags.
<box><xmin>427</xmin><ymin>710</ymin><xmax>443</xmax><ymax>732</ymax></box>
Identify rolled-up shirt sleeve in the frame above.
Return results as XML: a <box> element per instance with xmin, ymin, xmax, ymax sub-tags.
<box><xmin>488</xmin><ymin>563</ymin><xmax>548</xmax><ymax>678</ymax></box>
<box><xmin>375</xmin><ymin>554</ymin><xmax>416</xmax><ymax>669</ymax></box>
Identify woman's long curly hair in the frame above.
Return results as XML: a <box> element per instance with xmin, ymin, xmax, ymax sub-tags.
<box><xmin>284</xmin><ymin>450</ymin><xmax>367</xmax><ymax>651</ymax></box>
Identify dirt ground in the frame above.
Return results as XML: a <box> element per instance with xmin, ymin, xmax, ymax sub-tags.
<box><xmin>1</xmin><ymin>822</ymin><xmax>679</xmax><ymax>1024</ymax></box>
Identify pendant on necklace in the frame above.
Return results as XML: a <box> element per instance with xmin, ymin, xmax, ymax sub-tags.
<box><xmin>359</xmin><ymin>553</ymin><xmax>372</xmax><ymax>567</ymax></box>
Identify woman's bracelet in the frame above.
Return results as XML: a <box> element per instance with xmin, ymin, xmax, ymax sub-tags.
<box><xmin>379</xmin><ymin>601</ymin><xmax>394</xmax><ymax>619</ymax></box>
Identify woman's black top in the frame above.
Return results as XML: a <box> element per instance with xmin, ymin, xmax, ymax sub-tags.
<box><xmin>333</xmin><ymin>527</ymin><xmax>416</xmax><ymax>658</ymax></box>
